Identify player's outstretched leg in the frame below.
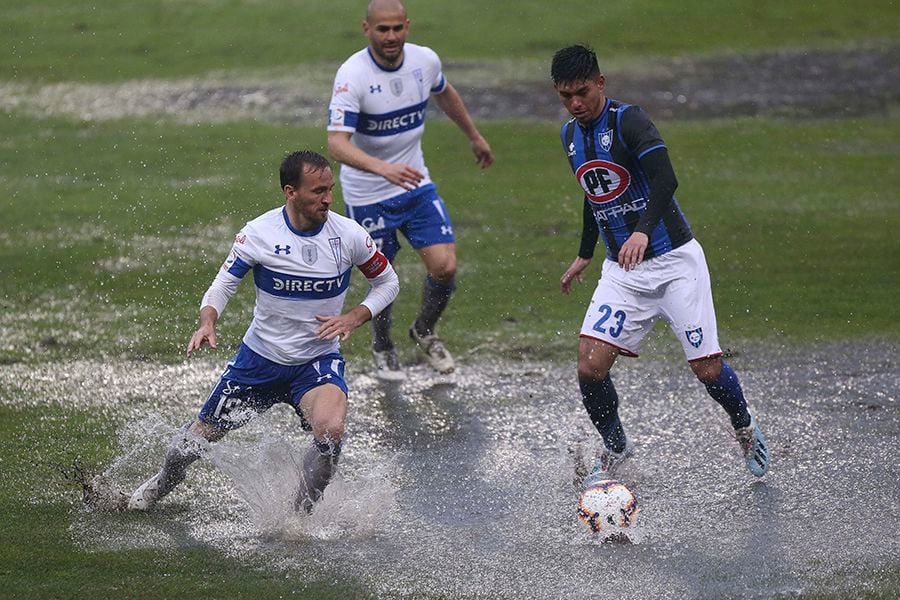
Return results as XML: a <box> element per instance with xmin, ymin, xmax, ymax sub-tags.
<box><xmin>295</xmin><ymin>437</ymin><xmax>342</xmax><ymax>513</ymax></box>
<box><xmin>409</xmin><ymin>275</ymin><xmax>456</xmax><ymax>374</ymax></box>
<box><xmin>128</xmin><ymin>423</ymin><xmax>213</xmax><ymax>511</ymax></box>
<box><xmin>372</xmin><ymin>302</ymin><xmax>405</xmax><ymax>381</ymax></box>
<box><xmin>580</xmin><ymin>374</ymin><xmax>633</xmax><ymax>486</ymax></box>
<box><xmin>693</xmin><ymin>358</ymin><xmax>770</xmax><ymax>477</ymax></box>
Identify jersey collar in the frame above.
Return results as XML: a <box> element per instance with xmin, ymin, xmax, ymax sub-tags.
<box><xmin>366</xmin><ymin>47</ymin><xmax>404</xmax><ymax>72</ymax></box>
<box><xmin>579</xmin><ymin>98</ymin><xmax>611</xmax><ymax>131</ymax></box>
<box><xmin>282</xmin><ymin>207</ymin><xmax>326</xmax><ymax>237</ymax></box>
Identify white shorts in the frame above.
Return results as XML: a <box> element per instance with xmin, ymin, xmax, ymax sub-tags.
<box><xmin>579</xmin><ymin>239</ymin><xmax>723</xmax><ymax>360</ymax></box>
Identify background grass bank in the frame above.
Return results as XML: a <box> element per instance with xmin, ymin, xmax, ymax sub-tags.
<box><xmin>3</xmin><ymin>0</ymin><xmax>898</xmax><ymax>82</ymax></box>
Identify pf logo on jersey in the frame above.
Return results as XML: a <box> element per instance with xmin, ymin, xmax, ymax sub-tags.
<box><xmin>575</xmin><ymin>160</ymin><xmax>631</xmax><ymax>204</ymax></box>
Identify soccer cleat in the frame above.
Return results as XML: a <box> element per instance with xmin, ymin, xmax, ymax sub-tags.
<box><xmin>372</xmin><ymin>349</ymin><xmax>406</xmax><ymax>381</ymax></box>
<box><xmin>583</xmin><ymin>440</ymin><xmax>634</xmax><ymax>488</ymax></box>
<box><xmin>409</xmin><ymin>326</ymin><xmax>455</xmax><ymax>374</ymax></box>
<box><xmin>735</xmin><ymin>416</ymin><xmax>770</xmax><ymax>477</ymax></box>
<box><xmin>128</xmin><ymin>471</ymin><xmax>163</xmax><ymax>511</ymax></box>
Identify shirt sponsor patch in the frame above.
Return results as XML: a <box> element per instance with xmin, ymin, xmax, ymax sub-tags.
<box><xmin>575</xmin><ymin>159</ymin><xmax>631</xmax><ymax>204</ymax></box>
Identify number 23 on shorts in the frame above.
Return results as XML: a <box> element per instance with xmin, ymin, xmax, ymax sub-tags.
<box><xmin>592</xmin><ymin>304</ymin><xmax>626</xmax><ymax>338</ymax></box>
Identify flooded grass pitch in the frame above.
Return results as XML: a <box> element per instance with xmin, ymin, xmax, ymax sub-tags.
<box><xmin>1</xmin><ymin>340</ymin><xmax>897</xmax><ymax>598</ymax></box>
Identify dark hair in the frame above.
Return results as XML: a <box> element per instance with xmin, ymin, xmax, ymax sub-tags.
<box><xmin>551</xmin><ymin>44</ymin><xmax>600</xmax><ymax>85</ymax></box>
<box><xmin>279</xmin><ymin>150</ymin><xmax>331</xmax><ymax>189</ymax></box>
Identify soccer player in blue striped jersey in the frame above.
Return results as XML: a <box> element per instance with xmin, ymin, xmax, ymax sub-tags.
<box><xmin>551</xmin><ymin>45</ymin><xmax>770</xmax><ymax>482</ymax></box>
<box><xmin>127</xmin><ymin>150</ymin><xmax>399</xmax><ymax>513</ymax></box>
<box><xmin>327</xmin><ymin>0</ymin><xmax>493</xmax><ymax>380</ymax></box>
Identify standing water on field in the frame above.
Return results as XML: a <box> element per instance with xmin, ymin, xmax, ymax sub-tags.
<box><xmin>3</xmin><ymin>340</ymin><xmax>898</xmax><ymax>598</ymax></box>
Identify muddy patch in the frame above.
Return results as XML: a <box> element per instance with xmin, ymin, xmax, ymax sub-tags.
<box><xmin>1</xmin><ymin>46</ymin><xmax>896</xmax><ymax>123</ymax></box>
<box><xmin>458</xmin><ymin>45</ymin><xmax>900</xmax><ymax>120</ymax></box>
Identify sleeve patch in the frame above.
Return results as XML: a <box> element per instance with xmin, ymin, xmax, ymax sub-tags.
<box><xmin>224</xmin><ymin>254</ymin><xmax>252</xmax><ymax>278</ymax></box>
<box><xmin>359</xmin><ymin>250</ymin><xmax>389</xmax><ymax>279</ymax></box>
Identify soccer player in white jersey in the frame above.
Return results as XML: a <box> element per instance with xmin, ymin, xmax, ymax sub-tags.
<box><xmin>327</xmin><ymin>0</ymin><xmax>493</xmax><ymax>380</ymax></box>
<box><xmin>128</xmin><ymin>150</ymin><xmax>399</xmax><ymax>513</ymax></box>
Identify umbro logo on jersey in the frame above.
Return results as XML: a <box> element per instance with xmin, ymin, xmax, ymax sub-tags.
<box><xmin>274</xmin><ymin>244</ymin><xmax>291</xmax><ymax>255</ymax></box>
<box><xmin>370</xmin><ymin>84</ymin><xmax>382</xmax><ymax>94</ymax></box>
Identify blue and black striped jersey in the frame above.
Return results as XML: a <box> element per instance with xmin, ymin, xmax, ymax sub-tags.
<box><xmin>561</xmin><ymin>99</ymin><xmax>693</xmax><ymax>261</ymax></box>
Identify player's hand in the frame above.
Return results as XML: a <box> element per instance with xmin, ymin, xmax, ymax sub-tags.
<box><xmin>381</xmin><ymin>162</ymin><xmax>424</xmax><ymax>190</ymax></box>
<box><xmin>617</xmin><ymin>232</ymin><xmax>649</xmax><ymax>272</ymax></box>
<box><xmin>186</xmin><ymin>324</ymin><xmax>217</xmax><ymax>357</ymax></box>
<box><xmin>560</xmin><ymin>256</ymin><xmax>592</xmax><ymax>295</ymax></box>
<box><xmin>315</xmin><ymin>312</ymin><xmax>363</xmax><ymax>342</ymax></box>
<box><xmin>471</xmin><ymin>136</ymin><xmax>493</xmax><ymax>169</ymax></box>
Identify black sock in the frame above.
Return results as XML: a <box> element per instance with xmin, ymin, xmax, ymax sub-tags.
<box><xmin>297</xmin><ymin>438</ymin><xmax>342</xmax><ymax>511</ymax></box>
<box><xmin>579</xmin><ymin>374</ymin><xmax>627</xmax><ymax>453</ymax></box>
<box><xmin>157</xmin><ymin>428</ymin><xmax>204</xmax><ymax>497</ymax></box>
<box><xmin>414</xmin><ymin>275</ymin><xmax>455</xmax><ymax>336</ymax></box>
<box><xmin>372</xmin><ymin>302</ymin><xmax>394</xmax><ymax>352</ymax></box>
<box><xmin>704</xmin><ymin>361</ymin><xmax>752</xmax><ymax>429</ymax></box>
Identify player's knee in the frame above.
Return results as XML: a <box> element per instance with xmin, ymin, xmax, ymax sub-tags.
<box><xmin>690</xmin><ymin>357</ymin><xmax>722</xmax><ymax>384</ymax></box>
<box><xmin>313</xmin><ymin>417</ymin><xmax>345</xmax><ymax>443</ymax></box>
<box><xmin>577</xmin><ymin>357</ymin><xmax>610</xmax><ymax>381</ymax></box>
<box><xmin>429</xmin><ymin>260</ymin><xmax>456</xmax><ymax>283</ymax></box>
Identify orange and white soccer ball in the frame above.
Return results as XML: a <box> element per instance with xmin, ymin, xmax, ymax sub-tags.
<box><xmin>577</xmin><ymin>479</ymin><xmax>639</xmax><ymax>533</ymax></box>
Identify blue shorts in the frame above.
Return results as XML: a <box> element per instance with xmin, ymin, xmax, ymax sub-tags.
<box><xmin>346</xmin><ymin>183</ymin><xmax>454</xmax><ymax>261</ymax></box>
<box><xmin>198</xmin><ymin>344</ymin><xmax>348</xmax><ymax>431</ymax></box>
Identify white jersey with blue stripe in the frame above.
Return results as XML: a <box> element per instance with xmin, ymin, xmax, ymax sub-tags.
<box><xmin>327</xmin><ymin>43</ymin><xmax>447</xmax><ymax>206</ymax></box>
<box><xmin>202</xmin><ymin>207</ymin><xmax>395</xmax><ymax>365</ymax></box>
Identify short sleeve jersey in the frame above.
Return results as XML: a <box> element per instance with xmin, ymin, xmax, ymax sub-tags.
<box><xmin>219</xmin><ymin>208</ymin><xmax>388</xmax><ymax>365</ymax></box>
<box><xmin>327</xmin><ymin>43</ymin><xmax>447</xmax><ymax>206</ymax></box>
<box><xmin>561</xmin><ymin>99</ymin><xmax>693</xmax><ymax>260</ymax></box>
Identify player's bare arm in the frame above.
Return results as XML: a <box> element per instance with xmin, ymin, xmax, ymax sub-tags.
<box><xmin>316</xmin><ymin>305</ymin><xmax>374</xmax><ymax>341</ymax></box>
<box><xmin>327</xmin><ymin>131</ymin><xmax>424</xmax><ymax>189</ymax></box>
<box><xmin>432</xmin><ymin>83</ymin><xmax>494</xmax><ymax>169</ymax></box>
<box><xmin>617</xmin><ymin>231</ymin><xmax>649</xmax><ymax>272</ymax></box>
<box><xmin>560</xmin><ymin>256</ymin><xmax>592</xmax><ymax>295</ymax></box>
<box><xmin>186</xmin><ymin>305</ymin><xmax>219</xmax><ymax>357</ymax></box>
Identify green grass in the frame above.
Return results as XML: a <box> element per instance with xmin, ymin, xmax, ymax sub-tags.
<box><xmin>0</xmin><ymin>113</ymin><xmax>897</xmax><ymax>365</ymax></box>
<box><xmin>2</xmin><ymin>0</ymin><xmax>898</xmax><ymax>82</ymax></box>
<box><xmin>0</xmin><ymin>405</ymin><xmax>356</xmax><ymax>599</ymax></box>
<box><xmin>2</xmin><ymin>2</ymin><xmax>898</xmax><ymax>594</ymax></box>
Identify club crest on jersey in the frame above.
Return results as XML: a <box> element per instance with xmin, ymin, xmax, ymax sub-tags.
<box><xmin>685</xmin><ymin>326</ymin><xmax>703</xmax><ymax>348</ymax></box>
<box><xmin>302</xmin><ymin>245</ymin><xmax>318</xmax><ymax>265</ymax></box>
<box><xmin>575</xmin><ymin>159</ymin><xmax>631</xmax><ymax>204</ymax></box>
<box><xmin>600</xmin><ymin>128</ymin><xmax>613</xmax><ymax>152</ymax></box>
<box><xmin>390</xmin><ymin>78</ymin><xmax>403</xmax><ymax>96</ymax></box>
<box><xmin>328</xmin><ymin>237</ymin><xmax>343</xmax><ymax>275</ymax></box>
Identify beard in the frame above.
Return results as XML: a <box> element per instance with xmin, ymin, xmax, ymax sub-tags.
<box><xmin>372</xmin><ymin>41</ymin><xmax>404</xmax><ymax>63</ymax></box>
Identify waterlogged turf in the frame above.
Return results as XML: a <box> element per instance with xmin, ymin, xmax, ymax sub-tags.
<box><xmin>2</xmin><ymin>340</ymin><xmax>897</xmax><ymax>598</ymax></box>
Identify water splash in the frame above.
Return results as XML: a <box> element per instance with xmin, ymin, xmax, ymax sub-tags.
<box><xmin>206</xmin><ymin>433</ymin><xmax>398</xmax><ymax>541</ymax></box>
<box><xmin>4</xmin><ymin>340</ymin><xmax>899</xmax><ymax>598</ymax></box>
